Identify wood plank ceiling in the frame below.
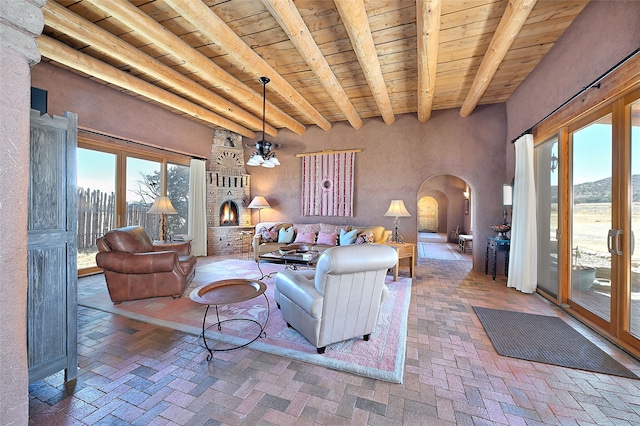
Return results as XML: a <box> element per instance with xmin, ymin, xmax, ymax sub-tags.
<box><xmin>40</xmin><ymin>0</ymin><xmax>589</xmax><ymax>139</ymax></box>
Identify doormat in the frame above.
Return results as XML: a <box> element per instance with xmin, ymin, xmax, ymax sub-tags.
<box><xmin>473</xmin><ymin>307</ymin><xmax>637</xmax><ymax>379</ymax></box>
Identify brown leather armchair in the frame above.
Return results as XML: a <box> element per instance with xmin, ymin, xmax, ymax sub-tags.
<box><xmin>96</xmin><ymin>226</ymin><xmax>197</xmax><ymax>304</ymax></box>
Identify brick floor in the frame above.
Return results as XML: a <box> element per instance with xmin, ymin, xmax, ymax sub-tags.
<box><xmin>29</xmin><ymin>250</ymin><xmax>640</xmax><ymax>425</ymax></box>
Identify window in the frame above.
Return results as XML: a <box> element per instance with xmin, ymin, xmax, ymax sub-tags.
<box><xmin>76</xmin><ymin>136</ymin><xmax>191</xmax><ymax>275</ymax></box>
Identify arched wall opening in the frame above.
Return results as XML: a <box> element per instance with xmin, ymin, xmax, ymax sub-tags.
<box><xmin>417</xmin><ymin>174</ymin><xmax>473</xmax><ymax>262</ymax></box>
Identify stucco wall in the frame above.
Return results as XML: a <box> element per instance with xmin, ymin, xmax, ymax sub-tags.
<box><xmin>1</xmin><ymin>1</ymin><xmax>45</xmax><ymax>424</ymax></box>
<box><xmin>32</xmin><ymin>61</ymin><xmax>510</xmax><ymax>271</ymax></box>
<box><xmin>505</xmin><ymin>0</ymin><xmax>640</xmax><ymax>175</ymax></box>
<box><xmin>31</xmin><ymin>61</ymin><xmax>214</xmax><ymax>157</ymax></box>
<box><xmin>246</xmin><ymin>105</ymin><xmax>509</xmax><ymax>270</ymax></box>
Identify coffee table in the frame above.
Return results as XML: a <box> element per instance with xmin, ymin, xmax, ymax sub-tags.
<box><xmin>190</xmin><ymin>278</ymin><xmax>268</xmax><ymax>360</ymax></box>
<box><xmin>257</xmin><ymin>249</ymin><xmax>320</xmax><ymax>279</ymax></box>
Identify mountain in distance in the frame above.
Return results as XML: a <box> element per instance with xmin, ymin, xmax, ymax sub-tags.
<box><xmin>550</xmin><ymin>175</ymin><xmax>640</xmax><ymax>203</ymax></box>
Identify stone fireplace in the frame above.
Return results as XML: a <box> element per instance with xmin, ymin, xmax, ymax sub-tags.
<box><xmin>206</xmin><ymin>130</ymin><xmax>253</xmax><ymax>256</ymax></box>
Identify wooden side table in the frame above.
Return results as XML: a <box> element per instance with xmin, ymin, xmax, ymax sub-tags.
<box><xmin>385</xmin><ymin>242</ymin><xmax>416</xmax><ymax>281</ymax></box>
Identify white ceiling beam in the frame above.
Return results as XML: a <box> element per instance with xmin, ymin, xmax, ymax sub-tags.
<box><xmin>38</xmin><ymin>36</ymin><xmax>255</xmax><ymax>138</ymax></box>
<box><xmin>335</xmin><ymin>0</ymin><xmax>394</xmax><ymax>125</ymax></box>
<box><xmin>163</xmin><ymin>0</ymin><xmax>328</xmax><ymax>133</ymax></box>
<box><xmin>262</xmin><ymin>0</ymin><xmax>363</xmax><ymax>130</ymax></box>
<box><xmin>42</xmin><ymin>1</ymin><xmax>277</xmax><ymax>137</ymax></box>
<box><xmin>84</xmin><ymin>0</ymin><xmax>304</xmax><ymax>135</ymax></box>
<box><xmin>416</xmin><ymin>0</ymin><xmax>442</xmax><ymax>122</ymax></box>
<box><xmin>460</xmin><ymin>0</ymin><xmax>537</xmax><ymax>117</ymax></box>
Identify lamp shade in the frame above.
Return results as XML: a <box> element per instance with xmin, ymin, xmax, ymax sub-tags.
<box><xmin>147</xmin><ymin>196</ymin><xmax>177</xmax><ymax>214</ymax></box>
<box><xmin>384</xmin><ymin>200</ymin><xmax>411</xmax><ymax>217</ymax></box>
<box><xmin>248</xmin><ymin>196</ymin><xmax>271</xmax><ymax>209</ymax></box>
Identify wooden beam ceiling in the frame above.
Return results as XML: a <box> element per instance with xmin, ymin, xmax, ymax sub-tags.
<box><xmin>460</xmin><ymin>0</ymin><xmax>538</xmax><ymax>117</ymax></box>
<box><xmin>263</xmin><ymin>0</ymin><xmax>363</xmax><ymax>130</ymax></box>
<box><xmin>416</xmin><ymin>0</ymin><xmax>442</xmax><ymax>122</ymax></box>
<box><xmin>38</xmin><ymin>0</ymin><xmax>589</xmax><ymax>138</ymax></box>
<box><xmin>335</xmin><ymin>0</ymin><xmax>395</xmax><ymax>125</ymax></box>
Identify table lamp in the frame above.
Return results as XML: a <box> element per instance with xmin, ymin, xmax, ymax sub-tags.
<box><xmin>248</xmin><ymin>196</ymin><xmax>271</xmax><ymax>223</ymax></box>
<box><xmin>384</xmin><ymin>199</ymin><xmax>411</xmax><ymax>243</ymax></box>
<box><xmin>147</xmin><ymin>195</ymin><xmax>177</xmax><ymax>241</ymax></box>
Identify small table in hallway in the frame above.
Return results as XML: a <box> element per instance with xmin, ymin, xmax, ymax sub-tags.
<box><xmin>485</xmin><ymin>237</ymin><xmax>510</xmax><ymax>281</ymax></box>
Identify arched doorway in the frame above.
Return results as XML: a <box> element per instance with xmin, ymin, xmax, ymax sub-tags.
<box><xmin>418</xmin><ymin>196</ymin><xmax>438</xmax><ymax>232</ymax></box>
<box><xmin>416</xmin><ymin>174</ymin><xmax>473</xmax><ymax>263</ymax></box>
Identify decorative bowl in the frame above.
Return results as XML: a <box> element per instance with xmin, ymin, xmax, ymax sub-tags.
<box><xmin>283</xmin><ymin>244</ymin><xmax>310</xmax><ymax>253</ymax></box>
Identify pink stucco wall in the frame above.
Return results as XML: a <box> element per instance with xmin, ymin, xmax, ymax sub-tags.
<box><xmin>505</xmin><ymin>0</ymin><xmax>640</xmax><ymax>175</ymax></box>
<box><xmin>32</xmin><ymin>62</ymin><xmax>510</xmax><ymax>270</ymax></box>
<box><xmin>31</xmin><ymin>62</ymin><xmax>214</xmax><ymax>157</ymax></box>
<box><xmin>245</xmin><ymin>106</ymin><xmax>508</xmax><ymax>269</ymax></box>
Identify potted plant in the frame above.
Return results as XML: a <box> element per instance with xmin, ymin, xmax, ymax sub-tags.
<box><xmin>572</xmin><ymin>247</ymin><xmax>596</xmax><ymax>290</ymax></box>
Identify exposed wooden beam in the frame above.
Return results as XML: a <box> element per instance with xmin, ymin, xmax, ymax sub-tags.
<box><xmin>460</xmin><ymin>0</ymin><xmax>537</xmax><ymax>117</ymax></box>
<box><xmin>416</xmin><ymin>0</ymin><xmax>442</xmax><ymax>122</ymax></box>
<box><xmin>262</xmin><ymin>0</ymin><xmax>363</xmax><ymax>130</ymax></box>
<box><xmin>42</xmin><ymin>1</ymin><xmax>277</xmax><ymax>137</ymax></box>
<box><xmin>37</xmin><ymin>36</ymin><xmax>255</xmax><ymax>139</ymax></box>
<box><xmin>84</xmin><ymin>0</ymin><xmax>304</xmax><ymax>135</ymax></box>
<box><xmin>163</xmin><ymin>0</ymin><xmax>328</xmax><ymax>133</ymax></box>
<box><xmin>335</xmin><ymin>0</ymin><xmax>394</xmax><ymax>125</ymax></box>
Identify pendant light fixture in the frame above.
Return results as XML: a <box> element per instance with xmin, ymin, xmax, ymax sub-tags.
<box><xmin>246</xmin><ymin>76</ymin><xmax>280</xmax><ymax>168</ymax></box>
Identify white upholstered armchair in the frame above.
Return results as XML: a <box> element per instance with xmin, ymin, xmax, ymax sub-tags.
<box><xmin>274</xmin><ymin>244</ymin><xmax>398</xmax><ymax>354</ymax></box>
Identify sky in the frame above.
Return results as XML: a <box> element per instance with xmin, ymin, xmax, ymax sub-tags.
<box><xmin>77</xmin><ymin>149</ymin><xmax>160</xmax><ymax>203</ymax></box>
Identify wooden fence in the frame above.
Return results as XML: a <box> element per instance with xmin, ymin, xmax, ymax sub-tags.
<box><xmin>77</xmin><ymin>188</ymin><xmax>158</xmax><ymax>250</ymax></box>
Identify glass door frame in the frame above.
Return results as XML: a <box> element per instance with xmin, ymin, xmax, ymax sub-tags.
<box><xmin>77</xmin><ymin>135</ymin><xmax>190</xmax><ymax>276</ymax></box>
<box><xmin>566</xmin><ymin>105</ymin><xmax>618</xmax><ymax>334</ymax></box>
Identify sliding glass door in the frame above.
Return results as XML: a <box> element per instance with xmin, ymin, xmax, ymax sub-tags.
<box><xmin>627</xmin><ymin>97</ymin><xmax>640</xmax><ymax>343</ymax></box>
<box><xmin>536</xmin><ymin>137</ymin><xmax>560</xmax><ymax>298</ymax></box>
<box><xmin>569</xmin><ymin>112</ymin><xmax>613</xmax><ymax>325</ymax></box>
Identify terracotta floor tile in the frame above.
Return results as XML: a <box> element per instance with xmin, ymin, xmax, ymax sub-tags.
<box><xmin>28</xmin><ymin>249</ymin><xmax>640</xmax><ymax>425</ymax></box>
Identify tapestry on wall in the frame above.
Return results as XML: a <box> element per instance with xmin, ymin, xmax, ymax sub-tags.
<box><xmin>301</xmin><ymin>151</ymin><xmax>356</xmax><ymax>216</ymax></box>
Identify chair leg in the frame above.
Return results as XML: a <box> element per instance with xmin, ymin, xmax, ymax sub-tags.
<box><xmin>363</xmin><ymin>334</ymin><xmax>371</xmax><ymax>341</ymax></box>
<box><xmin>317</xmin><ymin>347</ymin><xmax>326</xmax><ymax>354</ymax></box>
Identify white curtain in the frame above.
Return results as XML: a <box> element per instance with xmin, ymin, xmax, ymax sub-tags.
<box><xmin>507</xmin><ymin>134</ymin><xmax>537</xmax><ymax>293</ymax></box>
<box><xmin>188</xmin><ymin>159</ymin><xmax>207</xmax><ymax>256</ymax></box>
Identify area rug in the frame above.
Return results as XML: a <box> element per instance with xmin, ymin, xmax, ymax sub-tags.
<box><xmin>79</xmin><ymin>259</ymin><xmax>411</xmax><ymax>383</ymax></box>
<box><xmin>473</xmin><ymin>307</ymin><xmax>637</xmax><ymax>379</ymax></box>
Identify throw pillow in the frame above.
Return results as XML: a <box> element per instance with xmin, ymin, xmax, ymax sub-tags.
<box><xmin>294</xmin><ymin>231</ymin><xmax>316</xmax><ymax>244</ymax></box>
<box><xmin>259</xmin><ymin>226</ymin><xmax>278</xmax><ymax>242</ymax></box>
<box><xmin>354</xmin><ymin>231</ymin><xmax>374</xmax><ymax>244</ymax></box>
<box><xmin>316</xmin><ymin>231</ymin><xmax>337</xmax><ymax>246</ymax></box>
<box><xmin>278</xmin><ymin>226</ymin><xmax>295</xmax><ymax>244</ymax></box>
<box><xmin>339</xmin><ymin>228</ymin><xmax>359</xmax><ymax>245</ymax></box>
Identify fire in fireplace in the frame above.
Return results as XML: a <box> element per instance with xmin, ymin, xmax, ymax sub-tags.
<box><xmin>219</xmin><ymin>200</ymin><xmax>239</xmax><ymax>226</ymax></box>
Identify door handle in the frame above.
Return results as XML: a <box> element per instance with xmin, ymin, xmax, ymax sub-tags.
<box><xmin>608</xmin><ymin>229</ymin><xmax>623</xmax><ymax>256</ymax></box>
<box><xmin>608</xmin><ymin>229</ymin><xmax>615</xmax><ymax>254</ymax></box>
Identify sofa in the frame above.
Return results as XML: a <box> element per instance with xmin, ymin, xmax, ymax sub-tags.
<box><xmin>252</xmin><ymin>221</ymin><xmax>392</xmax><ymax>261</ymax></box>
<box><xmin>96</xmin><ymin>226</ymin><xmax>197</xmax><ymax>304</ymax></box>
<box><xmin>274</xmin><ymin>244</ymin><xmax>399</xmax><ymax>353</ymax></box>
